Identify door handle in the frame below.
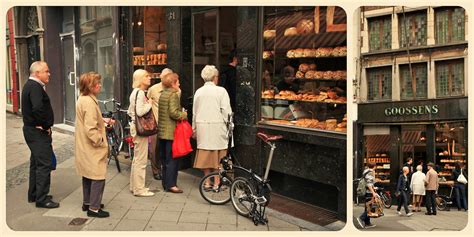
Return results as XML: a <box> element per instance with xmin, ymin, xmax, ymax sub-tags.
<box><xmin>69</xmin><ymin>72</ymin><xmax>76</xmax><ymax>86</ymax></box>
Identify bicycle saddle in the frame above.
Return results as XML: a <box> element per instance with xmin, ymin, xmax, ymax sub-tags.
<box><xmin>257</xmin><ymin>132</ymin><xmax>283</xmax><ymax>142</ymax></box>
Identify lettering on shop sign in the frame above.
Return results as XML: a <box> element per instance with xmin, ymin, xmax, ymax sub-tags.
<box><xmin>384</xmin><ymin>105</ymin><xmax>439</xmax><ymax>117</ymax></box>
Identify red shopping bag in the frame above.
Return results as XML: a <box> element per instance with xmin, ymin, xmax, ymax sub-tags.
<box><xmin>172</xmin><ymin>120</ymin><xmax>193</xmax><ymax>158</ymax></box>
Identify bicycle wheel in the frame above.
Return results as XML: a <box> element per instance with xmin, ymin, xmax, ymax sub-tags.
<box><xmin>382</xmin><ymin>193</ymin><xmax>392</xmax><ymax>208</ymax></box>
<box><xmin>436</xmin><ymin>197</ymin><xmax>447</xmax><ymax>211</ymax></box>
<box><xmin>113</xmin><ymin>120</ymin><xmax>124</xmax><ymax>151</ymax></box>
<box><xmin>230</xmin><ymin>177</ymin><xmax>256</xmax><ymax>217</ymax></box>
<box><xmin>199</xmin><ymin>171</ymin><xmax>232</xmax><ymax>205</ymax></box>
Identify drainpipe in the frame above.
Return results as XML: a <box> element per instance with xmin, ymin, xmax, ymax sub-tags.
<box><xmin>7</xmin><ymin>9</ymin><xmax>19</xmax><ymax>113</ymax></box>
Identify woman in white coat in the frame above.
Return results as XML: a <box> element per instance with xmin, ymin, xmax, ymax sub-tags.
<box><xmin>410</xmin><ymin>165</ymin><xmax>426</xmax><ymax>212</ymax></box>
<box><xmin>193</xmin><ymin>65</ymin><xmax>233</xmax><ymax>190</ymax></box>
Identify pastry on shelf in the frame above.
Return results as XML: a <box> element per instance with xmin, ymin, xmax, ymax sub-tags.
<box><xmin>334</xmin><ymin>127</ymin><xmax>347</xmax><ymax>132</ymax></box>
<box><xmin>298</xmin><ymin>63</ymin><xmax>310</xmax><ymax>73</ymax></box>
<box><xmin>327</xmin><ymin>90</ymin><xmax>338</xmax><ymax>100</ymax></box>
<box><xmin>157</xmin><ymin>43</ymin><xmax>167</xmax><ymax>52</ymax></box>
<box><xmin>263</xmin><ymin>29</ymin><xmax>276</xmax><ymax>38</ymax></box>
<box><xmin>296</xmin><ymin>71</ymin><xmax>305</xmax><ymax>79</ymax></box>
<box><xmin>325</xmin><ymin>119</ymin><xmax>338</xmax><ymax>130</ymax></box>
<box><xmin>287</xmin><ymin>49</ymin><xmax>295</xmax><ymax>58</ymax></box>
<box><xmin>261</xmin><ymin>90</ymin><xmax>275</xmax><ymax>99</ymax></box>
<box><xmin>323</xmin><ymin>71</ymin><xmax>334</xmax><ymax>80</ymax></box>
<box><xmin>269</xmin><ymin>120</ymin><xmax>294</xmax><ymax>125</ymax></box>
<box><xmin>296</xmin><ymin>19</ymin><xmax>314</xmax><ymax>34</ymax></box>
<box><xmin>305</xmin><ymin>70</ymin><xmax>316</xmax><ymax>79</ymax></box>
<box><xmin>309</xmin><ymin>63</ymin><xmax>317</xmax><ymax>70</ymax></box>
<box><xmin>284</xmin><ymin>27</ymin><xmax>298</xmax><ymax>36</ymax></box>
<box><xmin>317</xmin><ymin>47</ymin><xmax>332</xmax><ymax>57</ymax></box>
<box><xmin>294</xmin><ymin>48</ymin><xmax>304</xmax><ymax>58</ymax></box>
<box><xmin>263</xmin><ymin>51</ymin><xmax>273</xmax><ymax>59</ymax></box>
<box><xmin>314</xmin><ymin>71</ymin><xmax>324</xmax><ymax>79</ymax></box>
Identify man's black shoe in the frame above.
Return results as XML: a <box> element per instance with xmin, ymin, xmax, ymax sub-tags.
<box><xmin>432</xmin><ymin>212</ymin><xmax>437</xmax><ymax>215</ymax></box>
<box><xmin>87</xmin><ymin>209</ymin><xmax>110</xmax><ymax>218</ymax></box>
<box><xmin>424</xmin><ymin>212</ymin><xmax>432</xmax><ymax>215</ymax></box>
<box><xmin>82</xmin><ymin>204</ymin><xmax>105</xmax><ymax>211</ymax></box>
<box><xmin>29</xmin><ymin>195</ymin><xmax>53</xmax><ymax>203</ymax></box>
<box><xmin>153</xmin><ymin>173</ymin><xmax>162</xmax><ymax>180</ymax></box>
<box><xmin>36</xmin><ymin>200</ymin><xmax>59</xmax><ymax>209</ymax></box>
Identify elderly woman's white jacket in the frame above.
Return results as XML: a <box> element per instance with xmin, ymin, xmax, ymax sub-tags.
<box><xmin>193</xmin><ymin>82</ymin><xmax>233</xmax><ymax>150</ymax></box>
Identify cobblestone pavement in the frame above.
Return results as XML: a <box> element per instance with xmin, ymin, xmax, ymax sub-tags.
<box><xmin>5</xmin><ymin>113</ymin><xmax>341</xmax><ymax>231</ymax></box>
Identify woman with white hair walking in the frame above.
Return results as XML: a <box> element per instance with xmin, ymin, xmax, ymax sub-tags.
<box><xmin>192</xmin><ymin>65</ymin><xmax>233</xmax><ymax>190</ymax></box>
<box><xmin>127</xmin><ymin>69</ymin><xmax>155</xmax><ymax>197</ymax></box>
<box><xmin>410</xmin><ymin>165</ymin><xmax>426</xmax><ymax>212</ymax></box>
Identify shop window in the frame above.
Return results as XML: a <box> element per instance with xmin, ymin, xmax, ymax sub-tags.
<box><xmin>400</xmin><ymin>63</ymin><xmax>427</xmax><ymax>100</ymax></box>
<box><xmin>131</xmin><ymin>7</ymin><xmax>167</xmax><ymax>86</ymax></box>
<box><xmin>435</xmin><ymin>7</ymin><xmax>465</xmax><ymax>44</ymax></box>
<box><xmin>260</xmin><ymin>6</ymin><xmax>347</xmax><ymax>133</ymax></box>
<box><xmin>367</xmin><ymin>66</ymin><xmax>392</xmax><ymax>101</ymax></box>
<box><xmin>399</xmin><ymin>10</ymin><xmax>427</xmax><ymax>48</ymax></box>
<box><xmin>368</xmin><ymin>15</ymin><xmax>391</xmax><ymax>51</ymax></box>
<box><xmin>435</xmin><ymin>59</ymin><xmax>464</xmax><ymax>97</ymax></box>
<box><xmin>435</xmin><ymin>122</ymin><xmax>467</xmax><ymax>183</ymax></box>
<box><xmin>363</xmin><ymin>126</ymin><xmax>391</xmax><ymax>184</ymax></box>
<box><xmin>79</xmin><ymin>6</ymin><xmax>116</xmax><ymax>102</ymax></box>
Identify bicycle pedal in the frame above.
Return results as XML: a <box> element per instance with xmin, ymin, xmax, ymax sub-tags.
<box><xmin>255</xmin><ymin>196</ymin><xmax>267</xmax><ymax>204</ymax></box>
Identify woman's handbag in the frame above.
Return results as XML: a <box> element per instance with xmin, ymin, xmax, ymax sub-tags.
<box><xmin>172</xmin><ymin>120</ymin><xmax>193</xmax><ymax>158</ymax></box>
<box><xmin>134</xmin><ymin>90</ymin><xmax>158</xmax><ymax>136</ymax></box>
<box><xmin>457</xmin><ymin>169</ymin><xmax>468</xmax><ymax>184</ymax></box>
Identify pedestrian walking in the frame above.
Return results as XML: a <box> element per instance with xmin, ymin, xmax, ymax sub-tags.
<box><xmin>403</xmin><ymin>157</ymin><xmax>414</xmax><ymax>206</ymax></box>
<box><xmin>193</xmin><ymin>65</ymin><xmax>233</xmax><ymax>190</ymax></box>
<box><xmin>424</xmin><ymin>162</ymin><xmax>439</xmax><ymax>215</ymax></box>
<box><xmin>396</xmin><ymin>167</ymin><xmax>413</xmax><ymax>217</ymax></box>
<box><xmin>75</xmin><ymin>72</ymin><xmax>110</xmax><ymax>218</ymax></box>
<box><xmin>356</xmin><ymin>162</ymin><xmax>378</xmax><ymax>229</ymax></box>
<box><xmin>410</xmin><ymin>165</ymin><xmax>426</xmax><ymax>212</ymax></box>
<box><xmin>22</xmin><ymin>61</ymin><xmax>59</xmax><ymax>208</ymax></box>
<box><xmin>158</xmin><ymin>72</ymin><xmax>187</xmax><ymax>193</ymax></box>
<box><xmin>451</xmin><ymin>162</ymin><xmax>468</xmax><ymax>211</ymax></box>
<box><xmin>147</xmin><ymin>68</ymin><xmax>175</xmax><ymax>181</ymax></box>
<box><xmin>128</xmin><ymin>69</ymin><xmax>155</xmax><ymax>197</ymax></box>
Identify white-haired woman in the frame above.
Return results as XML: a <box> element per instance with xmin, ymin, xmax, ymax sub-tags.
<box><xmin>127</xmin><ymin>69</ymin><xmax>154</xmax><ymax>197</ymax></box>
<box><xmin>410</xmin><ymin>165</ymin><xmax>426</xmax><ymax>212</ymax></box>
<box><xmin>192</xmin><ymin>65</ymin><xmax>233</xmax><ymax>190</ymax></box>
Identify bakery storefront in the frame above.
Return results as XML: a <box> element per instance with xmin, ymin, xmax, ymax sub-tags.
<box><xmin>355</xmin><ymin>98</ymin><xmax>468</xmax><ymax>195</ymax></box>
<box><xmin>106</xmin><ymin>6</ymin><xmax>347</xmax><ymax>218</ymax></box>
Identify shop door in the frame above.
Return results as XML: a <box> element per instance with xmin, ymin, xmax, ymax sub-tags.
<box><xmin>192</xmin><ymin>9</ymin><xmax>218</xmax><ymax>92</ymax></box>
<box><xmin>60</xmin><ymin>32</ymin><xmax>78</xmax><ymax>125</ymax></box>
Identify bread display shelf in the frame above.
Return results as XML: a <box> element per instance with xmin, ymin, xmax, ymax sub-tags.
<box><xmin>262</xmin><ymin>120</ymin><xmax>346</xmax><ymax>134</ymax></box>
<box><xmin>271</xmin><ymin>98</ymin><xmax>346</xmax><ymax>104</ymax></box>
<box><xmin>293</xmin><ymin>77</ymin><xmax>347</xmax><ymax>82</ymax></box>
<box><xmin>286</xmin><ymin>55</ymin><xmax>346</xmax><ymax>59</ymax></box>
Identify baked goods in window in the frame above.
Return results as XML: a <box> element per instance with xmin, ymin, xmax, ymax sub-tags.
<box><xmin>327</xmin><ymin>90</ymin><xmax>338</xmax><ymax>100</ymax></box>
<box><xmin>298</xmin><ymin>64</ymin><xmax>310</xmax><ymax>73</ymax></box>
<box><xmin>286</xmin><ymin>49</ymin><xmax>295</xmax><ymax>58</ymax></box>
<box><xmin>263</xmin><ymin>29</ymin><xmax>276</xmax><ymax>38</ymax></box>
<box><xmin>284</xmin><ymin>27</ymin><xmax>298</xmax><ymax>36</ymax></box>
<box><xmin>269</xmin><ymin>120</ymin><xmax>293</xmax><ymax>126</ymax></box>
<box><xmin>314</xmin><ymin>71</ymin><xmax>324</xmax><ymax>79</ymax></box>
<box><xmin>326</xmin><ymin>119</ymin><xmax>338</xmax><ymax>130</ymax></box>
<box><xmin>305</xmin><ymin>70</ymin><xmax>316</xmax><ymax>79</ymax></box>
<box><xmin>303</xmin><ymin>49</ymin><xmax>313</xmax><ymax>58</ymax></box>
<box><xmin>296</xmin><ymin>19</ymin><xmax>314</xmax><ymax>34</ymax></box>
<box><xmin>323</xmin><ymin>71</ymin><xmax>334</xmax><ymax>80</ymax></box>
<box><xmin>317</xmin><ymin>47</ymin><xmax>332</xmax><ymax>57</ymax></box>
<box><xmin>309</xmin><ymin>63</ymin><xmax>317</xmax><ymax>70</ymax></box>
<box><xmin>157</xmin><ymin>43</ymin><xmax>167</xmax><ymax>52</ymax></box>
<box><xmin>294</xmin><ymin>48</ymin><xmax>304</xmax><ymax>58</ymax></box>
<box><xmin>335</xmin><ymin>127</ymin><xmax>347</xmax><ymax>132</ymax></box>
<box><xmin>261</xmin><ymin>90</ymin><xmax>275</xmax><ymax>99</ymax></box>
<box><xmin>263</xmin><ymin>51</ymin><xmax>273</xmax><ymax>59</ymax></box>
<box><xmin>296</xmin><ymin>71</ymin><xmax>305</xmax><ymax>79</ymax></box>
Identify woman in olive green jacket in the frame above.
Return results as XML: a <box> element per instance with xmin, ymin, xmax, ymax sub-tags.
<box><xmin>158</xmin><ymin>72</ymin><xmax>187</xmax><ymax>193</ymax></box>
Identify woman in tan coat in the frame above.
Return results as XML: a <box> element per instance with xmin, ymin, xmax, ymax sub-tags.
<box><xmin>127</xmin><ymin>69</ymin><xmax>155</xmax><ymax>197</ymax></box>
<box><xmin>75</xmin><ymin>72</ymin><xmax>109</xmax><ymax>218</ymax></box>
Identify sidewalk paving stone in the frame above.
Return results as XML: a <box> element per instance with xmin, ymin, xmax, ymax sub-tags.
<box><xmin>208</xmin><ymin>213</ymin><xmax>237</xmax><ymax>225</ymax></box>
<box><xmin>123</xmin><ymin>209</ymin><xmax>154</xmax><ymax>220</ymax></box>
<box><xmin>178</xmin><ymin>212</ymin><xmax>209</xmax><ymax>224</ymax></box>
<box><xmin>145</xmin><ymin>221</ymin><xmax>206</xmax><ymax>231</ymax></box>
<box><xmin>206</xmin><ymin>223</ymin><xmax>237</xmax><ymax>231</ymax></box>
<box><xmin>83</xmin><ymin>217</ymin><xmax>122</xmax><ymax>231</ymax></box>
<box><xmin>114</xmin><ymin>219</ymin><xmax>148</xmax><ymax>231</ymax></box>
<box><xmin>156</xmin><ymin>202</ymin><xmax>185</xmax><ymax>212</ymax></box>
<box><xmin>150</xmin><ymin>211</ymin><xmax>181</xmax><ymax>222</ymax></box>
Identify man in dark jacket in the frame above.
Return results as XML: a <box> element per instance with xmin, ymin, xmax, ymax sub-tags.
<box><xmin>219</xmin><ymin>51</ymin><xmax>237</xmax><ymax>111</ymax></box>
<box><xmin>452</xmin><ymin>162</ymin><xmax>468</xmax><ymax>211</ymax></box>
<box><xmin>22</xmin><ymin>61</ymin><xmax>59</xmax><ymax>208</ymax></box>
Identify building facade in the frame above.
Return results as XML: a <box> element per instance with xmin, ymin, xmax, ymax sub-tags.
<box><xmin>354</xmin><ymin>6</ymin><xmax>468</xmax><ymax>197</ymax></box>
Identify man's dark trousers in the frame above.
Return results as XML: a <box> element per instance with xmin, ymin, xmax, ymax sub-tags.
<box><xmin>23</xmin><ymin>126</ymin><xmax>53</xmax><ymax>204</ymax></box>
